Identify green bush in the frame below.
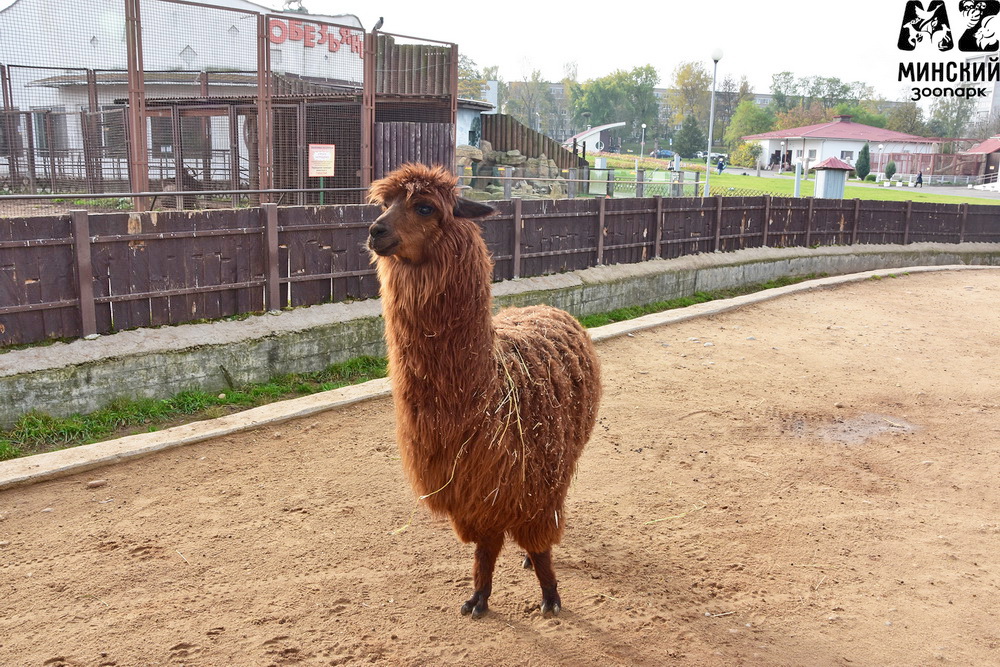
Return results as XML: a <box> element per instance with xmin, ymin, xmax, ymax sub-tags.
<box><xmin>884</xmin><ymin>160</ymin><xmax>897</xmax><ymax>180</ymax></box>
<box><xmin>865</xmin><ymin>174</ymin><xmax>877</xmax><ymax>182</ymax></box>
<box><xmin>729</xmin><ymin>142</ymin><xmax>763</xmax><ymax>168</ymax></box>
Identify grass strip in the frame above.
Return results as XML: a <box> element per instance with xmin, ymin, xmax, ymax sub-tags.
<box><xmin>0</xmin><ymin>356</ymin><xmax>387</xmax><ymax>461</ymax></box>
<box><xmin>0</xmin><ymin>274</ymin><xmax>823</xmax><ymax>461</ymax></box>
<box><xmin>576</xmin><ymin>274</ymin><xmax>822</xmax><ymax>327</ymax></box>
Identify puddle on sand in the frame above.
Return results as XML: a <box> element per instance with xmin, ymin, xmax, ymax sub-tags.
<box><xmin>812</xmin><ymin>413</ymin><xmax>917</xmax><ymax>445</ymax></box>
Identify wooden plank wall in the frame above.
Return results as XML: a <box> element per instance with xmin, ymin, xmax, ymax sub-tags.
<box><xmin>481</xmin><ymin>114</ymin><xmax>588</xmax><ymax>172</ymax></box>
<box><xmin>373</xmin><ymin>122</ymin><xmax>455</xmax><ymax>179</ymax></box>
<box><xmin>373</xmin><ymin>36</ymin><xmax>452</xmax><ymax>96</ymax></box>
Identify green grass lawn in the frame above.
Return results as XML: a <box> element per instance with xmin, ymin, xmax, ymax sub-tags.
<box><xmin>609</xmin><ymin>166</ymin><xmax>995</xmax><ymax>206</ymax></box>
<box><xmin>599</xmin><ymin>155</ymin><xmax>995</xmax><ymax>206</ymax></box>
<box><xmin>711</xmin><ymin>171</ymin><xmax>992</xmax><ymax>205</ymax></box>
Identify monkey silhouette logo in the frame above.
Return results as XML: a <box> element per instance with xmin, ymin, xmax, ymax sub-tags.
<box><xmin>957</xmin><ymin>0</ymin><xmax>1000</xmax><ymax>51</ymax></box>
<box><xmin>898</xmin><ymin>0</ymin><xmax>954</xmax><ymax>51</ymax></box>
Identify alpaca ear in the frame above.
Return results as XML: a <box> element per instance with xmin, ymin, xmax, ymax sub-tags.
<box><xmin>453</xmin><ymin>197</ymin><xmax>495</xmax><ymax>220</ymax></box>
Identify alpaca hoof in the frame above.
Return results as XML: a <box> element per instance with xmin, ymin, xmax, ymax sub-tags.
<box><xmin>540</xmin><ymin>590</ymin><xmax>562</xmax><ymax>617</ymax></box>
<box><xmin>461</xmin><ymin>594</ymin><xmax>489</xmax><ymax>619</ymax></box>
<box><xmin>541</xmin><ymin>600</ymin><xmax>561</xmax><ymax>617</ymax></box>
<box><xmin>522</xmin><ymin>555</ymin><xmax>533</xmax><ymax>570</ymax></box>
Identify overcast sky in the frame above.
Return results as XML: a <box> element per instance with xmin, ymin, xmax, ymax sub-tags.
<box><xmin>313</xmin><ymin>0</ymin><xmax>914</xmax><ymax>100</ymax></box>
<box><xmin>0</xmin><ymin>0</ymin><xmax>960</xmax><ymax>102</ymax></box>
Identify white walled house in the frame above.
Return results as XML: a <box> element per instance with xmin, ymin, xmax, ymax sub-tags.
<box><xmin>743</xmin><ymin>115</ymin><xmax>938</xmax><ymax>173</ymax></box>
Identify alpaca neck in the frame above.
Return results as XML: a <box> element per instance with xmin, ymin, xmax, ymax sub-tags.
<box><xmin>379</xmin><ymin>220</ymin><xmax>497</xmax><ymax>406</ymax></box>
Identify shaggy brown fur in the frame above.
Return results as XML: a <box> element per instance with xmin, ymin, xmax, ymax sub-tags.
<box><xmin>367</xmin><ymin>164</ymin><xmax>601</xmax><ymax>619</ymax></box>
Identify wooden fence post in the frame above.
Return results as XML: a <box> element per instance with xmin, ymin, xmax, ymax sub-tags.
<box><xmin>512</xmin><ymin>197</ymin><xmax>523</xmax><ymax>279</ymax></box>
<box><xmin>71</xmin><ymin>209</ymin><xmax>97</xmax><ymax>338</ymax></box>
<box><xmin>568</xmin><ymin>168</ymin><xmax>577</xmax><ymax>199</ymax></box>
<box><xmin>636</xmin><ymin>169</ymin><xmax>644</xmax><ymax>198</ymax></box>
<box><xmin>262</xmin><ymin>203</ymin><xmax>281</xmax><ymax>311</ymax></box>
<box><xmin>712</xmin><ymin>195</ymin><xmax>723</xmax><ymax>252</ymax></box>
<box><xmin>654</xmin><ymin>195</ymin><xmax>663</xmax><ymax>259</ymax></box>
<box><xmin>804</xmin><ymin>198</ymin><xmax>815</xmax><ymax>247</ymax></box>
<box><xmin>761</xmin><ymin>195</ymin><xmax>771</xmax><ymax>247</ymax></box>
<box><xmin>850</xmin><ymin>199</ymin><xmax>861</xmax><ymax>245</ymax></box>
<box><xmin>597</xmin><ymin>196</ymin><xmax>606</xmax><ymax>266</ymax></box>
<box><xmin>903</xmin><ymin>200</ymin><xmax>913</xmax><ymax>245</ymax></box>
<box><xmin>959</xmin><ymin>203</ymin><xmax>968</xmax><ymax>243</ymax></box>
<box><xmin>503</xmin><ymin>167</ymin><xmax>513</xmax><ymax>199</ymax></box>
<box><xmin>607</xmin><ymin>170</ymin><xmax>615</xmax><ymax>199</ymax></box>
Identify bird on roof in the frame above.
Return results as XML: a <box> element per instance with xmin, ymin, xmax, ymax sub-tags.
<box><xmin>373</xmin><ymin>16</ymin><xmax>384</xmax><ymax>31</ymax></box>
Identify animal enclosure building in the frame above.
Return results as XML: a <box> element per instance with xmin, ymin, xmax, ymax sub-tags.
<box><xmin>0</xmin><ymin>0</ymin><xmax>460</xmax><ymax>207</ymax></box>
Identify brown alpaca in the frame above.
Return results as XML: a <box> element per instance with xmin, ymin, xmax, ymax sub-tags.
<box><xmin>367</xmin><ymin>164</ymin><xmax>601</xmax><ymax>619</ymax></box>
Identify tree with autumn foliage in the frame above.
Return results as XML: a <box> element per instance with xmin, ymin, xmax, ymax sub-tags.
<box><xmin>885</xmin><ymin>102</ymin><xmax>928</xmax><ymax>135</ymax></box>
<box><xmin>506</xmin><ymin>70</ymin><xmax>555</xmax><ymax>132</ymax></box>
<box><xmin>458</xmin><ymin>55</ymin><xmax>487</xmax><ymax>101</ymax></box>
<box><xmin>668</xmin><ymin>61</ymin><xmax>712</xmax><ymax>127</ymax></box>
<box><xmin>773</xmin><ymin>102</ymin><xmax>830</xmax><ymax>130</ymax></box>
<box><xmin>569</xmin><ymin>65</ymin><xmax>660</xmax><ymax>143</ymax></box>
<box><xmin>832</xmin><ymin>103</ymin><xmax>887</xmax><ymax>128</ymax></box>
<box><xmin>723</xmin><ymin>100</ymin><xmax>774</xmax><ymax>149</ymax></box>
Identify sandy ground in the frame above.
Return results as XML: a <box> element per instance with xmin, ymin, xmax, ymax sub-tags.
<box><xmin>1</xmin><ymin>270</ymin><xmax>999</xmax><ymax>666</ymax></box>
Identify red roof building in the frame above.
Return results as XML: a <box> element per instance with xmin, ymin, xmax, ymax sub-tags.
<box><xmin>965</xmin><ymin>136</ymin><xmax>1000</xmax><ymax>154</ymax></box>
<box><xmin>742</xmin><ymin>115</ymin><xmax>939</xmax><ymax>173</ymax></box>
<box><xmin>743</xmin><ymin>115</ymin><xmax>935</xmax><ymax>144</ymax></box>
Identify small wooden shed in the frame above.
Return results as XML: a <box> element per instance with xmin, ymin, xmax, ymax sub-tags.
<box><xmin>813</xmin><ymin>156</ymin><xmax>854</xmax><ymax>199</ymax></box>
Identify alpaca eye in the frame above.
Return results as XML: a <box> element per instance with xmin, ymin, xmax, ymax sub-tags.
<box><xmin>415</xmin><ymin>204</ymin><xmax>435</xmax><ymax>216</ymax></box>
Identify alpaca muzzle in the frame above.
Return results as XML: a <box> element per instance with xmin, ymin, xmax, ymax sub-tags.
<box><xmin>367</xmin><ymin>221</ymin><xmax>399</xmax><ymax>256</ymax></box>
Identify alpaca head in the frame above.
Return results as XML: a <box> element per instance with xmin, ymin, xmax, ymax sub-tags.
<box><xmin>367</xmin><ymin>164</ymin><xmax>494</xmax><ymax>264</ymax></box>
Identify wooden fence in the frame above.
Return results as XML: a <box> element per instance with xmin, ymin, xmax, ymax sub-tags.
<box><xmin>1</xmin><ymin>196</ymin><xmax>997</xmax><ymax>347</ymax></box>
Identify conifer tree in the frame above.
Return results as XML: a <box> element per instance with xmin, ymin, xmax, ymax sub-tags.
<box><xmin>855</xmin><ymin>143</ymin><xmax>871</xmax><ymax>180</ymax></box>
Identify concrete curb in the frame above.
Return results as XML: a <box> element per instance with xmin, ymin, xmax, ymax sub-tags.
<box><xmin>1</xmin><ymin>264</ymin><xmax>997</xmax><ymax>490</ymax></box>
<box><xmin>0</xmin><ymin>379</ymin><xmax>390</xmax><ymax>490</ymax></box>
<box><xmin>587</xmin><ymin>263</ymin><xmax>998</xmax><ymax>341</ymax></box>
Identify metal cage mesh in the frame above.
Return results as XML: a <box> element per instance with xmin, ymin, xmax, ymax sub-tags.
<box><xmin>1</xmin><ymin>1</ymin><xmax>458</xmax><ymax>212</ymax></box>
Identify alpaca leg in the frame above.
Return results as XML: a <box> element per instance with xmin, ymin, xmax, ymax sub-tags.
<box><xmin>529</xmin><ymin>549</ymin><xmax>561</xmax><ymax>616</ymax></box>
<box><xmin>461</xmin><ymin>533</ymin><xmax>503</xmax><ymax>619</ymax></box>
<box><xmin>522</xmin><ymin>553</ymin><xmax>533</xmax><ymax>570</ymax></box>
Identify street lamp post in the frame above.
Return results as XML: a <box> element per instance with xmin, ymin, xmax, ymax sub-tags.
<box><xmin>704</xmin><ymin>48</ymin><xmax>723</xmax><ymax>198</ymax></box>
<box><xmin>878</xmin><ymin>143</ymin><xmax>885</xmax><ymax>179</ymax></box>
<box><xmin>779</xmin><ymin>141</ymin><xmax>785</xmax><ymax>175</ymax></box>
<box><xmin>637</xmin><ymin>123</ymin><xmax>646</xmax><ymax>173</ymax></box>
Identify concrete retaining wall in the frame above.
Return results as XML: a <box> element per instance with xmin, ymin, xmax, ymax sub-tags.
<box><xmin>2</xmin><ymin>243</ymin><xmax>998</xmax><ymax>427</ymax></box>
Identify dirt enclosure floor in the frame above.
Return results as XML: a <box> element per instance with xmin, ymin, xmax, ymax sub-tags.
<box><xmin>2</xmin><ymin>270</ymin><xmax>999</xmax><ymax>666</ymax></box>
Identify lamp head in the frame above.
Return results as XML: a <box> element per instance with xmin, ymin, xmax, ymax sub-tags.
<box><xmin>711</xmin><ymin>48</ymin><xmax>724</xmax><ymax>63</ymax></box>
